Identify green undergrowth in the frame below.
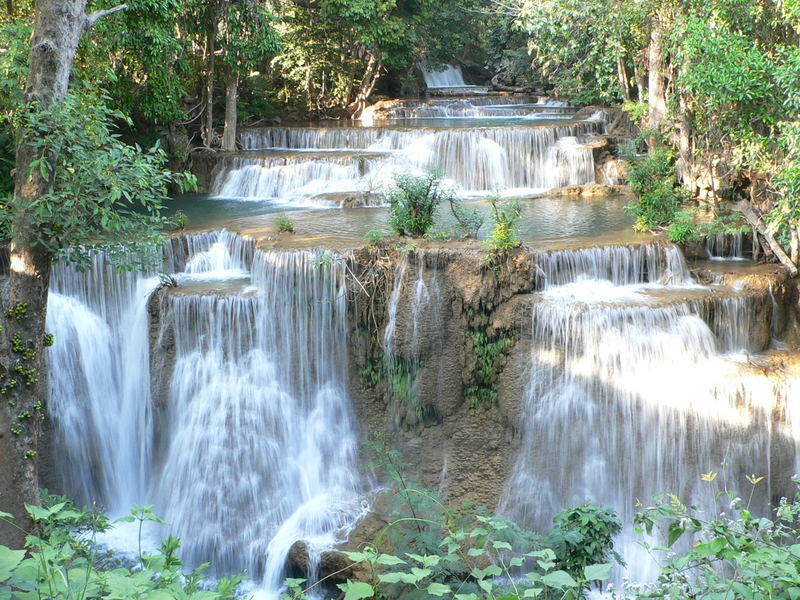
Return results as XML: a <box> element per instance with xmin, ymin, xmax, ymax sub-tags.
<box><xmin>465</xmin><ymin>329</ymin><xmax>516</xmax><ymax>408</ymax></box>
<box><xmin>283</xmin><ymin>436</ymin><xmax>622</xmax><ymax>600</ymax></box>
<box><xmin>0</xmin><ymin>495</ymin><xmax>241</xmax><ymax>600</ymax></box>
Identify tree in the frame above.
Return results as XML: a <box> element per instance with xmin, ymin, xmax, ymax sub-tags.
<box><xmin>0</xmin><ymin>1</ymin><xmax>186</xmax><ymax>548</ymax></box>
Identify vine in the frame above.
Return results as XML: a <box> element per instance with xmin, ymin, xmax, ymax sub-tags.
<box><xmin>464</xmin><ymin>328</ymin><xmax>516</xmax><ymax>408</ymax></box>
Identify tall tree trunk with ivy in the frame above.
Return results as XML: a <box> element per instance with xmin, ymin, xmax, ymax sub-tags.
<box><xmin>0</xmin><ymin>0</ymin><xmax>125</xmax><ymax>549</ymax></box>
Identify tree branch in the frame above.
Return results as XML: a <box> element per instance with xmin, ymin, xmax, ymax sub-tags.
<box><xmin>83</xmin><ymin>4</ymin><xmax>128</xmax><ymax>32</ymax></box>
<box><xmin>290</xmin><ymin>0</ymin><xmax>322</xmax><ymax>9</ymax></box>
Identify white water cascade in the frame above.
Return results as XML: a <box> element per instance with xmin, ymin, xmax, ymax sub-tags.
<box><xmin>501</xmin><ymin>242</ymin><xmax>800</xmax><ymax>583</ymax></box>
<box><xmin>422</xmin><ymin>64</ymin><xmax>467</xmax><ymax>88</ymax></box>
<box><xmin>215</xmin><ymin>122</ymin><xmax>602</xmax><ymax>203</ymax></box>
<box><xmin>47</xmin><ymin>256</ymin><xmax>159</xmax><ymax>514</ymax></box>
<box><xmin>46</xmin><ymin>231</ymin><xmax>365</xmax><ymax>598</ymax></box>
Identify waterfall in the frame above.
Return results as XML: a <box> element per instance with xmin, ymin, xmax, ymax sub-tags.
<box><xmin>217</xmin><ymin>123</ymin><xmax>603</xmax><ymax>201</ymax></box>
<box><xmin>706</xmin><ymin>232</ymin><xmax>747</xmax><ymax>261</ymax></box>
<box><xmin>423</xmin><ymin>64</ymin><xmax>467</xmax><ymax>88</ymax></box>
<box><xmin>47</xmin><ymin>255</ymin><xmax>159</xmax><ymax>514</ymax></box>
<box><xmin>46</xmin><ymin>231</ymin><xmax>365</xmax><ymax>597</ymax></box>
<box><xmin>501</xmin><ymin>243</ymin><xmax>796</xmax><ymax>583</ymax></box>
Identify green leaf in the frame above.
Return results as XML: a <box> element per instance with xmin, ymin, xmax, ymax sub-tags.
<box><xmin>467</xmin><ymin>547</ymin><xmax>485</xmax><ymax>557</ymax></box>
<box><xmin>426</xmin><ymin>582</ymin><xmax>451</xmax><ymax>596</ymax></box>
<box><xmin>0</xmin><ymin>546</ymin><xmax>26</xmax><ymax>581</ymax></box>
<box><xmin>524</xmin><ymin>588</ymin><xmax>543</xmax><ymax>598</ymax></box>
<box><xmin>455</xmin><ymin>595</ymin><xmax>479</xmax><ymax>600</ymax></box>
<box><xmin>667</xmin><ymin>522</ymin><xmax>685</xmax><ymax>547</ymax></box>
<box><xmin>376</xmin><ymin>554</ymin><xmax>406</xmax><ymax>566</ymax></box>
<box><xmin>0</xmin><ymin>512</ymin><xmax>12</xmax><ymax>520</ymax></box>
<box><xmin>492</xmin><ymin>541</ymin><xmax>512</xmax><ymax>551</ymax></box>
<box><xmin>410</xmin><ymin>567</ymin><xmax>432</xmax><ymax>582</ymax></box>
<box><xmin>336</xmin><ymin>581</ymin><xmax>374</xmax><ymax>600</ymax></box>
<box><xmin>541</xmin><ymin>570</ymin><xmax>578</xmax><ymax>588</ymax></box>
<box><xmin>24</xmin><ymin>503</ymin><xmax>50</xmax><ymax>521</ymax></box>
<box><xmin>583</xmin><ymin>563</ymin><xmax>611</xmax><ymax>581</ymax></box>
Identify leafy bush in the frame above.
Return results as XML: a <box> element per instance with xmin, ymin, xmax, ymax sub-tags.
<box><xmin>667</xmin><ymin>210</ymin><xmax>697</xmax><ymax>244</ymax></box>
<box><xmin>171</xmin><ymin>209</ymin><xmax>188</xmax><ymax>231</ymax></box>
<box><xmin>281</xmin><ymin>436</ymin><xmax>619</xmax><ymax>600</ymax></box>
<box><xmin>385</xmin><ymin>171</ymin><xmax>453</xmax><ymax>237</ymax></box>
<box><xmin>364</xmin><ymin>228</ymin><xmax>388</xmax><ymax>246</ymax></box>
<box><xmin>547</xmin><ymin>504</ymin><xmax>623</xmax><ymax>579</ymax></box>
<box><xmin>276</xmin><ymin>214</ymin><xmax>295</xmax><ymax>233</ymax></box>
<box><xmin>633</xmin><ymin>476</ymin><xmax>800</xmax><ymax>600</ymax></box>
<box><xmin>486</xmin><ymin>195</ymin><xmax>523</xmax><ymax>252</ymax></box>
<box><xmin>449</xmin><ymin>198</ymin><xmax>485</xmax><ymax>239</ymax></box>
<box><xmin>624</xmin><ymin>140</ymin><xmax>685</xmax><ymax>231</ymax></box>
<box><xmin>0</xmin><ymin>498</ymin><xmax>241</xmax><ymax>600</ymax></box>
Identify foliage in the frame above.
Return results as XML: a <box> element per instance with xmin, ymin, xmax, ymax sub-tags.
<box><xmin>547</xmin><ymin>504</ymin><xmax>623</xmax><ymax>578</ymax></box>
<box><xmin>0</xmin><ymin>497</ymin><xmax>241</xmax><ymax>600</ymax></box>
<box><xmin>386</xmin><ymin>171</ymin><xmax>453</xmax><ymax>238</ymax></box>
<box><xmin>486</xmin><ymin>196</ymin><xmax>522</xmax><ymax>252</ymax></box>
<box><xmin>449</xmin><ymin>198</ymin><xmax>485</xmax><ymax>239</ymax></box>
<box><xmin>632</xmin><ymin>476</ymin><xmax>800</xmax><ymax>600</ymax></box>
<box><xmin>364</xmin><ymin>228</ymin><xmax>389</xmax><ymax>247</ymax></box>
<box><xmin>624</xmin><ymin>140</ymin><xmax>683</xmax><ymax>231</ymax></box>
<box><xmin>12</xmin><ymin>90</ymin><xmax>195</xmax><ymax>268</ymax></box>
<box><xmin>171</xmin><ymin>209</ymin><xmax>189</xmax><ymax>231</ymax></box>
<box><xmin>283</xmin><ymin>437</ymin><xmax>618</xmax><ymax>600</ymax></box>
<box><xmin>514</xmin><ymin>0</ymin><xmax>646</xmax><ymax>104</ymax></box>
<box><xmin>667</xmin><ymin>210</ymin><xmax>697</xmax><ymax>244</ymax></box>
<box><xmin>465</xmin><ymin>329</ymin><xmax>515</xmax><ymax>408</ymax></box>
<box><xmin>276</xmin><ymin>214</ymin><xmax>295</xmax><ymax>233</ymax></box>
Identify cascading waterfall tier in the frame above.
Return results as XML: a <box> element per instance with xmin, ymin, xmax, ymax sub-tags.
<box><xmin>422</xmin><ymin>64</ymin><xmax>467</xmax><ymax>88</ymax></box>
<box><xmin>47</xmin><ymin>255</ymin><xmax>159</xmax><ymax>514</ymax></box>
<box><xmin>216</xmin><ymin>122</ymin><xmax>602</xmax><ymax>202</ymax></box>
<box><xmin>501</xmin><ymin>242</ymin><xmax>800</xmax><ymax>583</ymax></box>
<box><xmin>46</xmin><ymin>230</ymin><xmax>365</xmax><ymax>598</ymax></box>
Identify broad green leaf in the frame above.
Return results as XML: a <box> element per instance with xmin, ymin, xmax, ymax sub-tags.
<box><xmin>337</xmin><ymin>581</ymin><xmax>374</xmax><ymax>600</ymax></box>
<box><xmin>410</xmin><ymin>567</ymin><xmax>432</xmax><ymax>582</ymax></box>
<box><xmin>426</xmin><ymin>582</ymin><xmax>451</xmax><ymax>596</ymax></box>
<box><xmin>376</xmin><ymin>554</ymin><xmax>406</xmax><ymax>566</ymax></box>
<box><xmin>24</xmin><ymin>504</ymin><xmax>50</xmax><ymax>521</ymax></box>
<box><xmin>492</xmin><ymin>541</ymin><xmax>512</xmax><ymax>551</ymax></box>
<box><xmin>524</xmin><ymin>588</ymin><xmax>543</xmax><ymax>598</ymax></box>
<box><xmin>467</xmin><ymin>547</ymin><xmax>485</xmax><ymax>557</ymax></box>
<box><xmin>583</xmin><ymin>563</ymin><xmax>611</xmax><ymax>581</ymax></box>
<box><xmin>0</xmin><ymin>547</ymin><xmax>26</xmax><ymax>581</ymax></box>
<box><xmin>541</xmin><ymin>570</ymin><xmax>578</xmax><ymax>588</ymax></box>
<box><xmin>455</xmin><ymin>595</ymin><xmax>479</xmax><ymax>600</ymax></box>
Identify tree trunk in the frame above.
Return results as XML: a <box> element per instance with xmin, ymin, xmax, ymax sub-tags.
<box><xmin>221</xmin><ymin>70</ymin><xmax>239</xmax><ymax>152</ymax></box>
<box><xmin>616</xmin><ymin>56</ymin><xmax>632</xmax><ymax>102</ymax></box>
<box><xmin>647</xmin><ymin>14</ymin><xmax>669</xmax><ymax>136</ymax></box>
<box><xmin>736</xmin><ymin>201</ymin><xmax>798</xmax><ymax>276</ymax></box>
<box><xmin>1</xmin><ymin>0</ymin><xmax>125</xmax><ymax>549</ymax></box>
<box><xmin>633</xmin><ymin>56</ymin><xmax>647</xmax><ymax>104</ymax></box>
<box><xmin>347</xmin><ymin>54</ymin><xmax>381</xmax><ymax>119</ymax></box>
<box><xmin>203</xmin><ymin>5</ymin><xmax>218</xmax><ymax>148</ymax></box>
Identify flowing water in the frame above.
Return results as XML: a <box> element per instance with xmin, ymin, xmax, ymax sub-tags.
<box><xmin>500</xmin><ymin>243</ymin><xmax>800</xmax><ymax>583</ymax></box>
<box><xmin>46</xmin><ymin>232</ymin><xmax>365</xmax><ymax>598</ymax></box>
<box><xmin>44</xmin><ymin>89</ymin><xmax>800</xmax><ymax>597</ymax></box>
<box><xmin>212</xmin><ymin>96</ymin><xmax>601</xmax><ymax>205</ymax></box>
<box><xmin>422</xmin><ymin>64</ymin><xmax>468</xmax><ymax>88</ymax></box>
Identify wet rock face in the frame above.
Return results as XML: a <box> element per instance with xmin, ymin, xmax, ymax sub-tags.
<box><xmin>345</xmin><ymin>243</ymin><xmax>800</xmax><ymax>516</ymax></box>
<box><xmin>346</xmin><ymin>247</ymin><xmax>539</xmax><ymax>511</ymax></box>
